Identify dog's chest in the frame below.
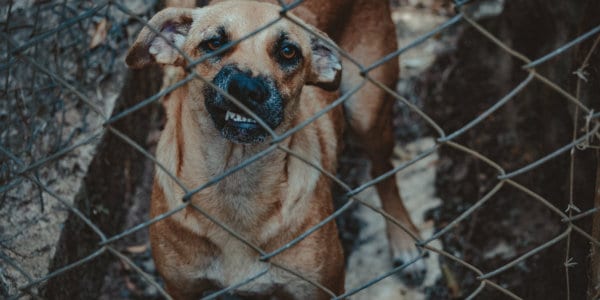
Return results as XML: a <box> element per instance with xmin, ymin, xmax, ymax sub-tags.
<box><xmin>198</xmin><ymin>244</ymin><xmax>315</xmax><ymax>298</ymax></box>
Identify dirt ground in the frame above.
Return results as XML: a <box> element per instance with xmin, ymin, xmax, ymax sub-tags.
<box><xmin>417</xmin><ymin>0</ymin><xmax>598</xmax><ymax>299</ymax></box>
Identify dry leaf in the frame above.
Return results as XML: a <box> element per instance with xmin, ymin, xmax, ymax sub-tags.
<box><xmin>89</xmin><ymin>19</ymin><xmax>108</xmax><ymax>49</ymax></box>
<box><xmin>165</xmin><ymin>0</ymin><xmax>196</xmax><ymax>8</ymax></box>
<box><xmin>442</xmin><ymin>263</ymin><xmax>462</xmax><ymax>298</ymax></box>
<box><xmin>124</xmin><ymin>276</ymin><xmax>139</xmax><ymax>293</ymax></box>
<box><xmin>126</xmin><ymin>243</ymin><xmax>149</xmax><ymax>254</ymax></box>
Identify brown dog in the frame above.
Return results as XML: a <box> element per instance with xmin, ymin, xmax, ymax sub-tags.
<box><xmin>126</xmin><ymin>0</ymin><xmax>424</xmax><ymax>298</ymax></box>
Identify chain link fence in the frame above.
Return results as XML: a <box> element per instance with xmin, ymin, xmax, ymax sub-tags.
<box><xmin>1</xmin><ymin>0</ymin><xmax>599</xmax><ymax>299</ymax></box>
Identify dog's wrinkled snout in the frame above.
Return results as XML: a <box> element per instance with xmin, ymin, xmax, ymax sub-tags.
<box><xmin>227</xmin><ymin>72</ymin><xmax>270</xmax><ymax>106</ymax></box>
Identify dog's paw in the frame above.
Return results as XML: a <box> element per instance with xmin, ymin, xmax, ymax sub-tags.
<box><xmin>393</xmin><ymin>249</ymin><xmax>427</xmax><ymax>286</ymax></box>
<box><xmin>386</xmin><ymin>225</ymin><xmax>427</xmax><ymax>286</ymax></box>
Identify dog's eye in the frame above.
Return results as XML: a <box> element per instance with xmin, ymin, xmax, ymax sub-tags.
<box><xmin>207</xmin><ymin>39</ymin><xmax>223</xmax><ymax>51</ymax></box>
<box><xmin>274</xmin><ymin>40</ymin><xmax>301</xmax><ymax>68</ymax></box>
<box><xmin>279</xmin><ymin>44</ymin><xmax>298</xmax><ymax>60</ymax></box>
<box><xmin>201</xmin><ymin>37</ymin><xmax>227</xmax><ymax>52</ymax></box>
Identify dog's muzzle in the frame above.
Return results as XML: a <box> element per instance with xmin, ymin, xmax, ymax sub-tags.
<box><xmin>204</xmin><ymin>65</ymin><xmax>284</xmax><ymax>144</ymax></box>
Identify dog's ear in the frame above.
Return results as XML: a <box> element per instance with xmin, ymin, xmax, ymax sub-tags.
<box><xmin>306</xmin><ymin>31</ymin><xmax>342</xmax><ymax>91</ymax></box>
<box><xmin>126</xmin><ymin>8</ymin><xmax>194</xmax><ymax>68</ymax></box>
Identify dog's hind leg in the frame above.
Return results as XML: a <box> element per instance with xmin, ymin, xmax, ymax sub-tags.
<box><xmin>338</xmin><ymin>0</ymin><xmax>427</xmax><ymax>286</ymax></box>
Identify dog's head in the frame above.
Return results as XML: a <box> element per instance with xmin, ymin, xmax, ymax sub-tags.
<box><xmin>126</xmin><ymin>1</ymin><xmax>341</xmax><ymax>144</ymax></box>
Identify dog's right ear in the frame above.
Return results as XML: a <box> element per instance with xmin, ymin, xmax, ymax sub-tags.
<box><xmin>306</xmin><ymin>30</ymin><xmax>342</xmax><ymax>91</ymax></box>
<box><xmin>126</xmin><ymin>8</ymin><xmax>194</xmax><ymax>69</ymax></box>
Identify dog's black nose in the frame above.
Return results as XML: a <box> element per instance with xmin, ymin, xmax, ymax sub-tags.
<box><xmin>227</xmin><ymin>73</ymin><xmax>269</xmax><ymax>105</ymax></box>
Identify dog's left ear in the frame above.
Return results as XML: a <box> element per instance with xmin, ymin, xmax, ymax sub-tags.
<box><xmin>306</xmin><ymin>32</ymin><xmax>342</xmax><ymax>91</ymax></box>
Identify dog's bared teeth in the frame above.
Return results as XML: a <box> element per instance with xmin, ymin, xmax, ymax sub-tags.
<box><xmin>225</xmin><ymin>111</ymin><xmax>235</xmax><ymax>121</ymax></box>
<box><xmin>225</xmin><ymin>110</ymin><xmax>257</xmax><ymax>123</ymax></box>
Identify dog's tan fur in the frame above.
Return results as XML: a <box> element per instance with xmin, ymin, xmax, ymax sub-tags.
<box><xmin>127</xmin><ymin>0</ymin><xmax>424</xmax><ymax>299</ymax></box>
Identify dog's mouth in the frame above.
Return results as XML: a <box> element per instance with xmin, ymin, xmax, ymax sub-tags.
<box><xmin>207</xmin><ymin>105</ymin><xmax>269</xmax><ymax>144</ymax></box>
<box><xmin>204</xmin><ymin>66</ymin><xmax>285</xmax><ymax>145</ymax></box>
